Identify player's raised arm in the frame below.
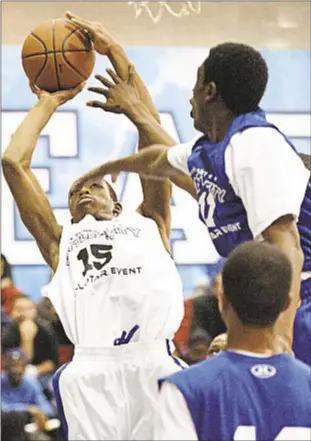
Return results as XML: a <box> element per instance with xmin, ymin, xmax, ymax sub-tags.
<box><xmin>65</xmin><ymin>11</ymin><xmax>160</xmax><ymax>123</ymax></box>
<box><xmin>78</xmin><ymin>67</ymin><xmax>196</xmax><ymax>198</ymax></box>
<box><xmin>2</xmin><ymin>84</ymin><xmax>84</xmax><ymax>271</ymax></box>
<box><xmin>80</xmin><ymin>67</ymin><xmax>196</xmax><ymax>249</ymax></box>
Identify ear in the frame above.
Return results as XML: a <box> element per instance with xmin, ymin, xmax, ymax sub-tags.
<box><xmin>217</xmin><ymin>287</ymin><xmax>224</xmax><ymax>315</ymax></box>
<box><xmin>282</xmin><ymin>295</ymin><xmax>292</xmax><ymax>313</ymax></box>
<box><xmin>113</xmin><ymin>202</ymin><xmax>122</xmax><ymax>217</ymax></box>
<box><xmin>204</xmin><ymin>81</ymin><xmax>217</xmax><ymax>104</ymax></box>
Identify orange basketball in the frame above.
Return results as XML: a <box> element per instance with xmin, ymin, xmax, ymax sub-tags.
<box><xmin>21</xmin><ymin>18</ymin><xmax>95</xmax><ymax>92</ymax></box>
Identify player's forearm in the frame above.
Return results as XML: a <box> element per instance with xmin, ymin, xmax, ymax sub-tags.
<box><xmin>127</xmin><ymin>101</ymin><xmax>175</xmax><ymax>147</ymax></box>
<box><xmin>263</xmin><ymin>217</ymin><xmax>304</xmax><ymax>351</ymax></box>
<box><xmin>80</xmin><ymin>146</ymin><xmax>172</xmax><ymax>184</ymax></box>
<box><xmin>108</xmin><ymin>44</ymin><xmax>160</xmax><ymax>123</ymax></box>
<box><xmin>2</xmin><ymin>100</ymin><xmax>56</xmax><ymax>168</ymax></box>
<box><xmin>263</xmin><ymin>217</ymin><xmax>303</xmax><ymax>303</ymax></box>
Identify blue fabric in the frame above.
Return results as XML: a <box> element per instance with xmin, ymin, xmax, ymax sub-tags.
<box><xmin>187</xmin><ymin>109</ymin><xmax>311</xmax><ymax>276</ymax></box>
<box><xmin>294</xmin><ymin>294</ymin><xmax>311</xmax><ymax>366</ymax></box>
<box><xmin>163</xmin><ymin>351</ymin><xmax>311</xmax><ymax>441</ymax></box>
<box><xmin>1</xmin><ymin>372</ymin><xmax>54</xmax><ymax>417</ymax></box>
<box><xmin>52</xmin><ymin>363</ymin><xmax>70</xmax><ymax>440</ymax></box>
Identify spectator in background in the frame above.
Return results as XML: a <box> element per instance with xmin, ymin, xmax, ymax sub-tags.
<box><xmin>1</xmin><ymin>410</ymin><xmax>30</xmax><ymax>441</ymax></box>
<box><xmin>207</xmin><ymin>333</ymin><xmax>228</xmax><ymax>358</ymax></box>
<box><xmin>2</xmin><ymin>295</ymin><xmax>59</xmax><ymax>391</ymax></box>
<box><xmin>37</xmin><ymin>298</ymin><xmax>73</xmax><ymax>346</ymax></box>
<box><xmin>191</xmin><ymin>272</ymin><xmax>226</xmax><ymax>339</ymax></box>
<box><xmin>182</xmin><ymin>329</ymin><xmax>212</xmax><ymax>365</ymax></box>
<box><xmin>1</xmin><ymin>349</ymin><xmax>54</xmax><ymax>431</ymax></box>
<box><xmin>37</xmin><ymin>297</ymin><xmax>74</xmax><ymax>366</ymax></box>
<box><xmin>1</xmin><ymin>253</ymin><xmax>22</xmax><ymax>315</ymax></box>
<box><xmin>174</xmin><ymin>260</ymin><xmax>226</xmax><ymax>358</ymax></box>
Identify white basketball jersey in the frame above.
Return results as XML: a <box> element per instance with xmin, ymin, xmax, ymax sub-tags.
<box><xmin>43</xmin><ymin>211</ymin><xmax>184</xmax><ymax>347</ymax></box>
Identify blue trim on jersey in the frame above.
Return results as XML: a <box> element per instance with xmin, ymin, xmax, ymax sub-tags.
<box><xmin>166</xmin><ymin>339</ymin><xmax>186</xmax><ymax>369</ymax></box>
<box><xmin>52</xmin><ymin>363</ymin><xmax>70</xmax><ymax>440</ymax></box>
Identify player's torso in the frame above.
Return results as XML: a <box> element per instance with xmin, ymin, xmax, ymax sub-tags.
<box><xmin>188</xmin><ymin>136</ymin><xmax>253</xmax><ymax>257</ymax></box>
<box><xmin>175</xmin><ymin>353</ymin><xmax>311</xmax><ymax>441</ymax></box>
<box><xmin>50</xmin><ymin>212</ymin><xmax>183</xmax><ymax>346</ymax></box>
<box><xmin>188</xmin><ymin>113</ymin><xmax>311</xmax><ymax>273</ymax></box>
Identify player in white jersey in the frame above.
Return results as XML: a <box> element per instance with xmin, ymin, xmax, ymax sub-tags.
<box><xmin>2</xmin><ymin>19</ymin><xmax>185</xmax><ymax>440</ymax></box>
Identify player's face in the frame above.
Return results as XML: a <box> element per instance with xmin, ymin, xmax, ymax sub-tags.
<box><xmin>69</xmin><ymin>178</ymin><xmax>116</xmax><ymax>222</ymax></box>
<box><xmin>188</xmin><ymin>341</ymin><xmax>210</xmax><ymax>364</ymax></box>
<box><xmin>190</xmin><ymin>65</ymin><xmax>208</xmax><ymax>132</ymax></box>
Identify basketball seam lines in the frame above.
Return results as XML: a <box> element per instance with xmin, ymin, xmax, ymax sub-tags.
<box><xmin>61</xmin><ymin>26</ymin><xmax>89</xmax><ymax>82</ymax></box>
<box><xmin>22</xmin><ymin>49</ymin><xmax>91</xmax><ymax>59</ymax></box>
<box><xmin>52</xmin><ymin>20</ymin><xmax>61</xmax><ymax>90</ymax></box>
<box><xmin>30</xmin><ymin>33</ymin><xmax>49</xmax><ymax>84</ymax></box>
<box><xmin>62</xmin><ymin>51</ymin><xmax>88</xmax><ymax>82</ymax></box>
<box><xmin>62</xmin><ymin>26</ymin><xmax>92</xmax><ymax>53</ymax></box>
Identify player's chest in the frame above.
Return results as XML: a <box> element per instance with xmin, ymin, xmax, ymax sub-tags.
<box><xmin>65</xmin><ymin>224</ymin><xmax>148</xmax><ymax>275</ymax></box>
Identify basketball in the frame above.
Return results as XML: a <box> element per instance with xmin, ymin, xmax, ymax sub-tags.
<box><xmin>21</xmin><ymin>19</ymin><xmax>95</xmax><ymax>92</ymax></box>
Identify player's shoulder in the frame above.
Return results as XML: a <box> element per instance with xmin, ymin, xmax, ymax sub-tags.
<box><xmin>286</xmin><ymin>355</ymin><xmax>311</xmax><ymax>377</ymax></box>
<box><xmin>231</xmin><ymin>126</ymin><xmax>287</xmax><ymax>150</ymax></box>
<box><xmin>167</xmin><ymin>351</ymin><xmax>229</xmax><ymax>386</ymax></box>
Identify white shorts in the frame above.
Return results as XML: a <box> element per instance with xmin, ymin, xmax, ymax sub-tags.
<box><xmin>52</xmin><ymin>340</ymin><xmax>185</xmax><ymax>440</ymax></box>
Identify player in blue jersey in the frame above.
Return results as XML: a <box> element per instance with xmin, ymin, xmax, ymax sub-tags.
<box><xmin>81</xmin><ymin>43</ymin><xmax>311</xmax><ymax>366</ymax></box>
<box><xmin>155</xmin><ymin>241</ymin><xmax>311</xmax><ymax>441</ymax></box>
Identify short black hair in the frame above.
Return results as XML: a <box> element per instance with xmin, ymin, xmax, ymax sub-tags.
<box><xmin>222</xmin><ymin>242</ymin><xmax>292</xmax><ymax>326</ymax></box>
<box><xmin>188</xmin><ymin>329</ymin><xmax>212</xmax><ymax>348</ymax></box>
<box><xmin>1</xmin><ymin>254</ymin><xmax>12</xmax><ymax>280</ymax></box>
<box><xmin>203</xmin><ymin>42</ymin><xmax>268</xmax><ymax>115</ymax></box>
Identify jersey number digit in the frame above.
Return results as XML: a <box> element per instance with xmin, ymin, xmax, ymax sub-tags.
<box><xmin>198</xmin><ymin>191</ymin><xmax>216</xmax><ymax>228</ymax></box>
<box><xmin>234</xmin><ymin>425</ymin><xmax>311</xmax><ymax>441</ymax></box>
<box><xmin>77</xmin><ymin>244</ymin><xmax>113</xmax><ymax>276</ymax></box>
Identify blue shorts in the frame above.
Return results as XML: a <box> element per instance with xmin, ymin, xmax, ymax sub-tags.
<box><xmin>293</xmin><ymin>278</ymin><xmax>311</xmax><ymax>366</ymax></box>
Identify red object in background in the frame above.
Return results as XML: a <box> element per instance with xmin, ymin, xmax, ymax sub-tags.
<box><xmin>58</xmin><ymin>345</ymin><xmax>74</xmax><ymax>366</ymax></box>
<box><xmin>1</xmin><ymin>286</ymin><xmax>23</xmax><ymax>316</ymax></box>
<box><xmin>173</xmin><ymin>298</ymin><xmax>193</xmax><ymax>356</ymax></box>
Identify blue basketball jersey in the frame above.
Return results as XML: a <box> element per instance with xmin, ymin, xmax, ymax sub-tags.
<box><xmin>164</xmin><ymin>351</ymin><xmax>311</xmax><ymax>441</ymax></box>
<box><xmin>187</xmin><ymin>109</ymin><xmax>311</xmax><ymax>283</ymax></box>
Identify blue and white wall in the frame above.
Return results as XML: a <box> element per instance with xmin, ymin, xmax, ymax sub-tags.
<box><xmin>2</xmin><ymin>46</ymin><xmax>310</xmax><ymax>300</ymax></box>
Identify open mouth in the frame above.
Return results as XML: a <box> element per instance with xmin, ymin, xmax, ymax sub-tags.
<box><xmin>78</xmin><ymin>196</ymin><xmax>93</xmax><ymax>205</ymax></box>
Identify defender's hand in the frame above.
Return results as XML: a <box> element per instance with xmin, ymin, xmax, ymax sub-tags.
<box><xmin>30</xmin><ymin>82</ymin><xmax>85</xmax><ymax>108</ymax></box>
<box><xmin>65</xmin><ymin>11</ymin><xmax>117</xmax><ymax>55</ymax></box>
<box><xmin>87</xmin><ymin>65</ymin><xmax>140</xmax><ymax>114</ymax></box>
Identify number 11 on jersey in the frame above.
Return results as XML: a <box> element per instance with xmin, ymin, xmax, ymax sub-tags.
<box><xmin>198</xmin><ymin>191</ymin><xmax>216</xmax><ymax>228</ymax></box>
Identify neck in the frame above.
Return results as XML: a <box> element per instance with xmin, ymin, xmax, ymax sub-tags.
<box><xmin>205</xmin><ymin>108</ymin><xmax>235</xmax><ymax>143</ymax></box>
<box><xmin>226</xmin><ymin>322</ymin><xmax>283</xmax><ymax>356</ymax></box>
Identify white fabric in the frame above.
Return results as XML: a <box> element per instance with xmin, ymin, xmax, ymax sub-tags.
<box><xmin>167</xmin><ymin>127</ymin><xmax>310</xmax><ymax>237</ymax></box>
<box><xmin>154</xmin><ymin>381</ymin><xmax>198</xmax><ymax>441</ymax></box>
<box><xmin>225</xmin><ymin>127</ymin><xmax>310</xmax><ymax>238</ymax></box>
<box><xmin>42</xmin><ymin>211</ymin><xmax>184</xmax><ymax>346</ymax></box>
<box><xmin>167</xmin><ymin>137</ymin><xmax>199</xmax><ymax>175</ymax></box>
<box><xmin>57</xmin><ymin>342</ymin><xmax>184</xmax><ymax>440</ymax></box>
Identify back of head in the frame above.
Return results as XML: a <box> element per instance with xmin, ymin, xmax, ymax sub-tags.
<box><xmin>1</xmin><ymin>253</ymin><xmax>12</xmax><ymax>280</ymax></box>
<box><xmin>203</xmin><ymin>42</ymin><xmax>268</xmax><ymax>114</ymax></box>
<box><xmin>222</xmin><ymin>242</ymin><xmax>292</xmax><ymax>326</ymax></box>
